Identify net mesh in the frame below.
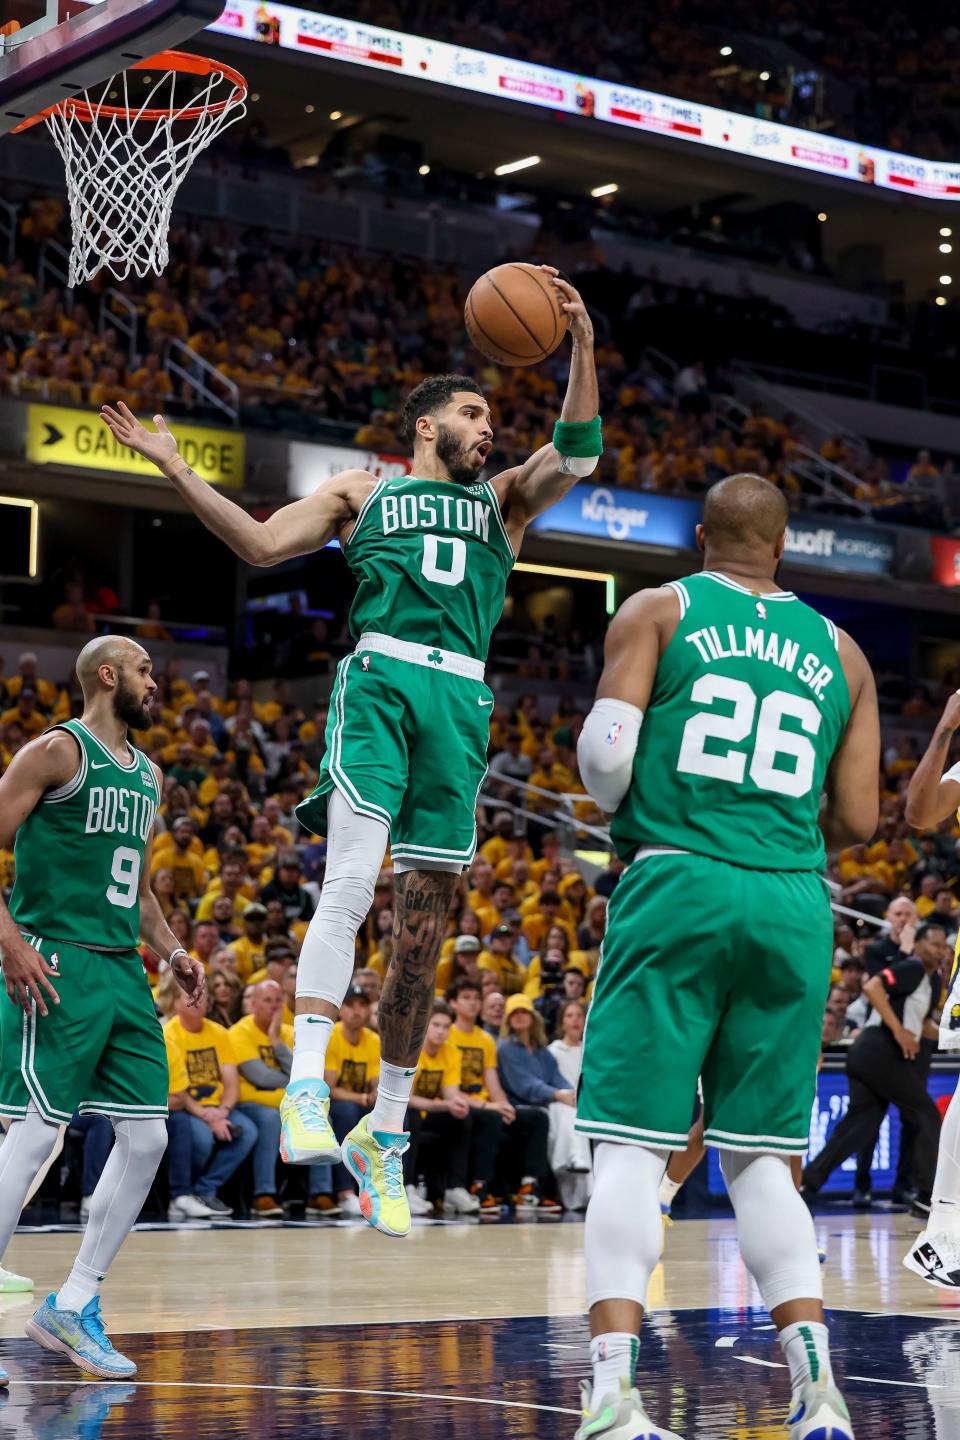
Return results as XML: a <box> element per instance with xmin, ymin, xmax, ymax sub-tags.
<box><xmin>46</xmin><ymin>60</ymin><xmax>247</xmax><ymax>287</ymax></box>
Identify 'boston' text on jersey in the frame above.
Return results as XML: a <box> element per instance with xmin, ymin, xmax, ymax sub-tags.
<box><xmin>380</xmin><ymin>493</ymin><xmax>491</xmax><ymax>543</ymax></box>
<box><xmin>85</xmin><ymin>786</ymin><xmax>156</xmax><ymax>841</ymax></box>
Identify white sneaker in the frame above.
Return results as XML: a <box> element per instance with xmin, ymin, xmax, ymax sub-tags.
<box><xmin>787</xmin><ymin>1377</ymin><xmax>854</xmax><ymax>1439</ymax></box>
<box><xmin>574</xmin><ymin>1377</ymin><xmax>685</xmax><ymax>1439</ymax></box>
<box><xmin>405</xmin><ymin>1185</ymin><xmax>434</xmax><ymax>1216</ymax></box>
<box><xmin>443</xmin><ymin>1186</ymin><xmax>480</xmax><ymax>1214</ymax></box>
<box><xmin>339</xmin><ymin>1193</ymin><xmax>362</xmax><ymax>1218</ymax></box>
<box><xmin>0</xmin><ymin>1263</ymin><xmax>33</xmax><ymax>1293</ymax></box>
<box><xmin>79</xmin><ymin>1196</ymin><xmax>91</xmax><ymax>1222</ymax></box>
<box><xmin>904</xmin><ymin>1228</ymin><xmax>960</xmax><ymax>1289</ymax></box>
<box><xmin>167</xmin><ymin>1195</ymin><xmax>216</xmax><ymax>1221</ymax></box>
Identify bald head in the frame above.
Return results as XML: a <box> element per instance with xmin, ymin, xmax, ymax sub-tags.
<box><xmin>701</xmin><ymin>473</ymin><xmax>789</xmax><ymax>557</ymax></box>
<box><xmin>75</xmin><ymin>635</ymin><xmax>155</xmax><ymax>729</ymax></box>
<box><xmin>76</xmin><ymin>635</ymin><xmax>148</xmax><ymax>700</ymax></box>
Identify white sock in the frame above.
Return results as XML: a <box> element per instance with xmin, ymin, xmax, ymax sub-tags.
<box><xmin>659</xmin><ymin>1174</ymin><xmax>682</xmax><ymax>1207</ymax></box>
<box><xmin>369</xmin><ymin>1061</ymin><xmax>416</xmax><ymax>1134</ymax></box>
<box><xmin>290</xmin><ymin>1015</ymin><xmax>335</xmax><ymax>1084</ymax></box>
<box><xmin>590</xmin><ymin>1332</ymin><xmax>639</xmax><ymax>1406</ymax></box>
<box><xmin>931</xmin><ymin>1084</ymin><xmax>960</xmax><ymax>1234</ymax></box>
<box><xmin>56</xmin><ymin>1258</ymin><xmax>103</xmax><ymax>1315</ymax></box>
<box><xmin>779</xmin><ymin>1321</ymin><xmax>833</xmax><ymax>1398</ymax></box>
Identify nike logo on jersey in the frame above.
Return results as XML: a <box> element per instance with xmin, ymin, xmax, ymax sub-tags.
<box><xmin>478</xmin><ymin>698</ymin><xmax>494</xmax><ymax>707</ymax></box>
<box><xmin>90</xmin><ymin>761</ymin><xmax>111</xmax><ymax>770</ymax></box>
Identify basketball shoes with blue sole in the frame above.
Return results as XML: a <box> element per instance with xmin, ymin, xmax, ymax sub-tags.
<box><xmin>787</xmin><ymin>1377</ymin><xmax>855</xmax><ymax>1439</ymax></box>
<box><xmin>279</xmin><ymin>1077</ymin><xmax>342</xmax><ymax>1166</ymax></box>
<box><xmin>342</xmin><ymin>1115</ymin><xmax>411</xmax><ymax>1237</ymax></box>
<box><xmin>24</xmin><ymin>1295</ymin><xmax>137</xmax><ymax>1378</ymax></box>
<box><xmin>574</xmin><ymin>1378</ymin><xmax>686</xmax><ymax>1439</ymax></box>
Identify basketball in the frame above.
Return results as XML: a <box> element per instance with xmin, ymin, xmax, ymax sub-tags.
<box><xmin>465</xmin><ymin>262</ymin><xmax>569</xmax><ymax>367</ymax></box>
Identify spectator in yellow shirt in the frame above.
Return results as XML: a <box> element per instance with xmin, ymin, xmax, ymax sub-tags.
<box><xmin>521</xmin><ymin>892</ymin><xmax>578</xmax><ymax>952</ymax></box>
<box><xmin>325</xmin><ymin>985</ymin><xmax>382</xmax><ymax>1216</ymax></box>
<box><xmin>152</xmin><ymin>817</ymin><xmax>207</xmax><ymax>903</ymax></box>
<box><xmin>189</xmin><ymin>921</ymin><xmax>222</xmax><ymax>974</ymax></box>
<box><xmin>164</xmin><ymin>993</ymin><xmax>258</xmax><ymax>1219</ymax></box>
<box><xmin>478</xmin><ymin>924</ymin><xmax>526</xmax><ymax>995</ymax></box>
<box><xmin>530</xmin><ymin>832</ymin><xmax>563</xmax><ymax>885</ymax></box>
<box><xmin>4</xmin><ymin>653</ymin><xmax>59</xmax><ymax>711</ymax></box>
<box><xmin>467</xmin><ymin>858</ymin><xmax>499</xmax><ymax>937</ymax></box>
<box><xmin>195</xmin><ymin>856</ymin><xmax>251</xmax><ymax>923</ymax></box>
<box><xmin>229</xmin><ymin>979</ymin><xmax>298</xmax><ymax>1218</ymax></box>
<box><xmin>0</xmin><ymin>689</ymin><xmax>46</xmax><ymax>740</ymax></box>
<box><xmin>229</xmin><ymin>902</ymin><xmax>268</xmax><ymax>983</ymax></box>
<box><xmin>406</xmin><ymin>1003</ymin><xmax>478</xmax><ymax>1214</ymax></box>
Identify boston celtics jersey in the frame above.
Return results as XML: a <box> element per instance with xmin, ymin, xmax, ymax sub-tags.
<box><xmin>610</xmin><ymin>571</ymin><xmax>851</xmax><ymax>871</ymax></box>
<box><xmin>10</xmin><ymin>718</ymin><xmax>159</xmax><ymax>949</ymax></box>
<box><xmin>344</xmin><ymin>475</ymin><xmax>515</xmax><ymax>661</ymax></box>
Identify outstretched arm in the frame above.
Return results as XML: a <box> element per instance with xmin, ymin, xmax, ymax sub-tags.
<box><xmin>496</xmin><ymin>271</ymin><xmax>598</xmax><ymax>530</ymax></box>
<box><xmin>904</xmin><ymin>692</ymin><xmax>960</xmax><ymax>828</ymax></box>
<box><xmin>821</xmin><ymin>632</ymin><xmax>881</xmax><ymax>847</ymax></box>
<box><xmin>100</xmin><ymin>403</ymin><xmax>361</xmax><ymax>565</ymax></box>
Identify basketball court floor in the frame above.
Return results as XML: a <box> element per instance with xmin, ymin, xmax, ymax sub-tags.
<box><xmin>0</xmin><ymin>1207</ymin><xmax>955</xmax><ymax>1438</ymax></box>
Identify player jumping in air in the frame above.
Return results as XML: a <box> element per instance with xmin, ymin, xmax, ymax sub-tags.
<box><xmin>574</xmin><ymin>474</ymin><xmax>880</xmax><ymax>1440</ymax></box>
<box><xmin>899</xmin><ymin>690</ymin><xmax>960</xmax><ymax>1288</ymax></box>
<box><xmin>0</xmin><ymin>636</ymin><xmax>205</xmax><ymax>1381</ymax></box>
<box><xmin>100</xmin><ymin>267</ymin><xmax>597</xmax><ymax>1239</ymax></box>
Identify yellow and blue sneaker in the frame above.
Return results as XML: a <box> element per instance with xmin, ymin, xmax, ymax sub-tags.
<box><xmin>279</xmin><ymin>1077</ymin><xmax>341</xmax><ymax>1166</ymax></box>
<box><xmin>24</xmin><ymin>1295</ymin><xmax>137</xmax><ymax>1378</ymax></box>
<box><xmin>342</xmin><ymin>1115</ymin><xmax>411</xmax><ymax>1238</ymax></box>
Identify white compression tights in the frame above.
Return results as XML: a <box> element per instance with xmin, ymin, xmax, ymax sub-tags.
<box><xmin>296</xmin><ymin>787</ymin><xmax>463</xmax><ymax>1008</ymax></box>
<box><xmin>720</xmin><ymin>1150</ymin><xmax>823</xmax><ymax>1311</ymax></box>
<box><xmin>296</xmin><ymin>788</ymin><xmax>390</xmax><ymax>1007</ymax></box>
<box><xmin>585</xmin><ymin>1143</ymin><xmax>822</xmax><ymax>1315</ymax></box>
<box><xmin>0</xmin><ymin>1106</ymin><xmax>167</xmax><ymax>1280</ymax></box>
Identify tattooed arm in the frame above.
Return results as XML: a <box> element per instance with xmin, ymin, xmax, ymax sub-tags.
<box><xmin>905</xmin><ymin>692</ymin><xmax>960</xmax><ymax>829</ymax></box>
<box><xmin>378</xmin><ymin>870</ymin><xmax>460</xmax><ymax>1066</ymax></box>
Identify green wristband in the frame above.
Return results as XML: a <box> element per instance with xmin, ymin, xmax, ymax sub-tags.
<box><xmin>553</xmin><ymin>416</ymin><xmax>603</xmax><ymax>457</ymax></box>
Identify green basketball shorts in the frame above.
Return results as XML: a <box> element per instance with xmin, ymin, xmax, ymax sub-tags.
<box><xmin>576</xmin><ymin>850</ymin><xmax>833</xmax><ymax>1154</ymax></box>
<box><xmin>297</xmin><ymin>633</ymin><xmax>493</xmax><ymax>869</ymax></box>
<box><xmin>0</xmin><ymin>934</ymin><xmax>169</xmax><ymax>1125</ymax></box>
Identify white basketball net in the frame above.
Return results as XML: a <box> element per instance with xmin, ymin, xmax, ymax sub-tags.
<box><xmin>45</xmin><ymin>61</ymin><xmax>247</xmax><ymax>288</ymax></box>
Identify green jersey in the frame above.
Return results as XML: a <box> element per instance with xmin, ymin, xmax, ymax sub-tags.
<box><xmin>10</xmin><ymin>718</ymin><xmax>159</xmax><ymax>949</ymax></box>
<box><xmin>344</xmin><ymin>475</ymin><xmax>515</xmax><ymax>662</ymax></box>
<box><xmin>610</xmin><ymin>571</ymin><xmax>851</xmax><ymax>871</ymax></box>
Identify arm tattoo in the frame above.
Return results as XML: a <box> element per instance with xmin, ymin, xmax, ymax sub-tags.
<box><xmin>378</xmin><ymin>870</ymin><xmax>459</xmax><ymax>1067</ymax></box>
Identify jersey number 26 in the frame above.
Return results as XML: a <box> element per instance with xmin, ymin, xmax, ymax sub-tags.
<box><xmin>677</xmin><ymin>675</ymin><xmax>821</xmax><ymax>798</ymax></box>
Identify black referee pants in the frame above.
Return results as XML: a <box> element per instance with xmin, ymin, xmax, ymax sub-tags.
<box><xmin>803</xmin><ymin>1029</ymin><xmax>941</xmax><ymax>1200</ymax></box>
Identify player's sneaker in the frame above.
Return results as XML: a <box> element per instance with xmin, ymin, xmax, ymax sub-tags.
<box><xmin>515</xmin><ymin>1182</ymin><xmax>562</xmax><ymax>1213</ymax></box>
<box><xmin>443</xmin><ymin>1186</ymin><xmax>480</xmax><ymax>1214</ymax></box>
<box><xmin>574</xmin><ymin>1377</ymin><xmax>685</xmax><ymax>1439</ymax></box>
<box><xmin>405</xmin><ymin>1185</ymin><xmax>435</xmax><ymax>1216</ymax></box>
<box><xmin>341</xmin><ymin>1115</ymin><xmax>411</xmax><ymax>1238</ymax></box>
<box><xmin>305</xmin><ymin>1194</ymin><xmax>341</xmax><ymax>1218</ymax></box>
<box><xmin>903</xmin><ymin>1228</ymin><xmax>960</xmax><ymax>1288</ymax></box>
<box><xmin>24</xmin><ymin>1294</ymin><xmax>137</xmax><ymax>1378</ymax></box>
<box><xmin>0</xmin><ymin>1263</ymin><xmax>33</xmax><ymax>1293</ymax></box>
<box><xmin>469</xmin><ymin>1182</ymin><xmax>501</xmax><ymax>1212</ymax></box>
<box><xmin>786</xmin><ymin>1377</ymin><xmax>854</xmax><ymax>1439</ymax></box>
<box><xmin>279</xmin><ymin>1077</ymin><xmax>342</xmax><ymax>1166</ymax></box>
<box><xmin>0</xmin><ymin>1364</ymin><xmax>7</xmax><ymax>1386</ymax></box>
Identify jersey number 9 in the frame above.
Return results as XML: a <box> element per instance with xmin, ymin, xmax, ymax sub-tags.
<box><xmin>107</xmin><ymin>845</ymin><xmax>141</xmax><ymax>909</ymax></box>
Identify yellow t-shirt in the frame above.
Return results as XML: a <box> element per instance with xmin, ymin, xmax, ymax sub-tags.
<box><xmin>412</xmin><ymin>1040</ymin><xmax>461</xmax><ymax>1104</ymax></box>
<box><xmin>447</xmin><ymin>1024</ymin><xmax>496</xmax><ymax>1101</ymax></box>
<box><xmin>478</xmin><ymin>950</ymin><xmax>526</xmax><ymax>995</ymax></box>
<box><xmin>228</xmin><ymin>1015</ymin><xmax>294</xmax><ymax>1108</ymax></box>
<box><xmin>326</xmin><ymin>1023</ymin><xmax>381</xmax><ymax>1094</ymax></box>
<box><xmin>195</xmin><ymin>889</ymin><xmax>250</xmax><ymax>924</ymax></box>
<box><xmin>229</xmin><ymin>936</ymin><xmax>266</xmax><ymax>984</ymax></box>
<box><xmin>164</xmin><ymin>1017</ymin><xmax>235</xmax><ymax>1107</ymax></box>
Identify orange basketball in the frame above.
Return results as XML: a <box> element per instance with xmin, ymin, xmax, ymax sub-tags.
<box><xmin>464</xmin><ymin>262</ymin><xmax>568</xmax><ymax>367</ymax></box>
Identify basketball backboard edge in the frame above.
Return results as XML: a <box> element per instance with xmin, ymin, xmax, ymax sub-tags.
<box><xmin>0</xmin><ymin>0</ymin><xmax>226</xmax><ymax>135</ymax></box>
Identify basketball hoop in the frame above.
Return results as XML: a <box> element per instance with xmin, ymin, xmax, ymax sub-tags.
<box><xmin>13</xmin><ymin>51</ymin><xmax>247</xmax><ymax>286</ymax></box>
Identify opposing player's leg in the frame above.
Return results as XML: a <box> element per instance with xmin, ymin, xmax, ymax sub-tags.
<box><xmin>27</xmin><ymin>1117</ymin><xmax>167</xmax><ymax>1378</ymax></box>
<box><xmin>280</xmin><ymin>788</ymin><xmax>389</xmax><ymax>1167</ymax></box>
<box><xmin>905</xmin><ymin>953</ymin><xmax>960</xmax><ymax>1287</ymax></box>
<box><xmin>905</xmin><ymin>1082</ymin><xmax>960</xmax><ymax>1288</ymax></box>
<box><xmin>659</xmin><ymin>1113</ymin><xmax>705</xmax><ymax>1225</ymax></box>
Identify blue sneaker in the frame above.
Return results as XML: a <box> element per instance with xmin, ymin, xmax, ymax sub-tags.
<box><xmin>0</xmin><ymin>1364</ymin><xmax>6</xmax><ymax>1387</ymax></box>
<box><xmin>24</xmin><ymin>1295</ymin><xmax>137</xmax><ymax>1378</ymax></box>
